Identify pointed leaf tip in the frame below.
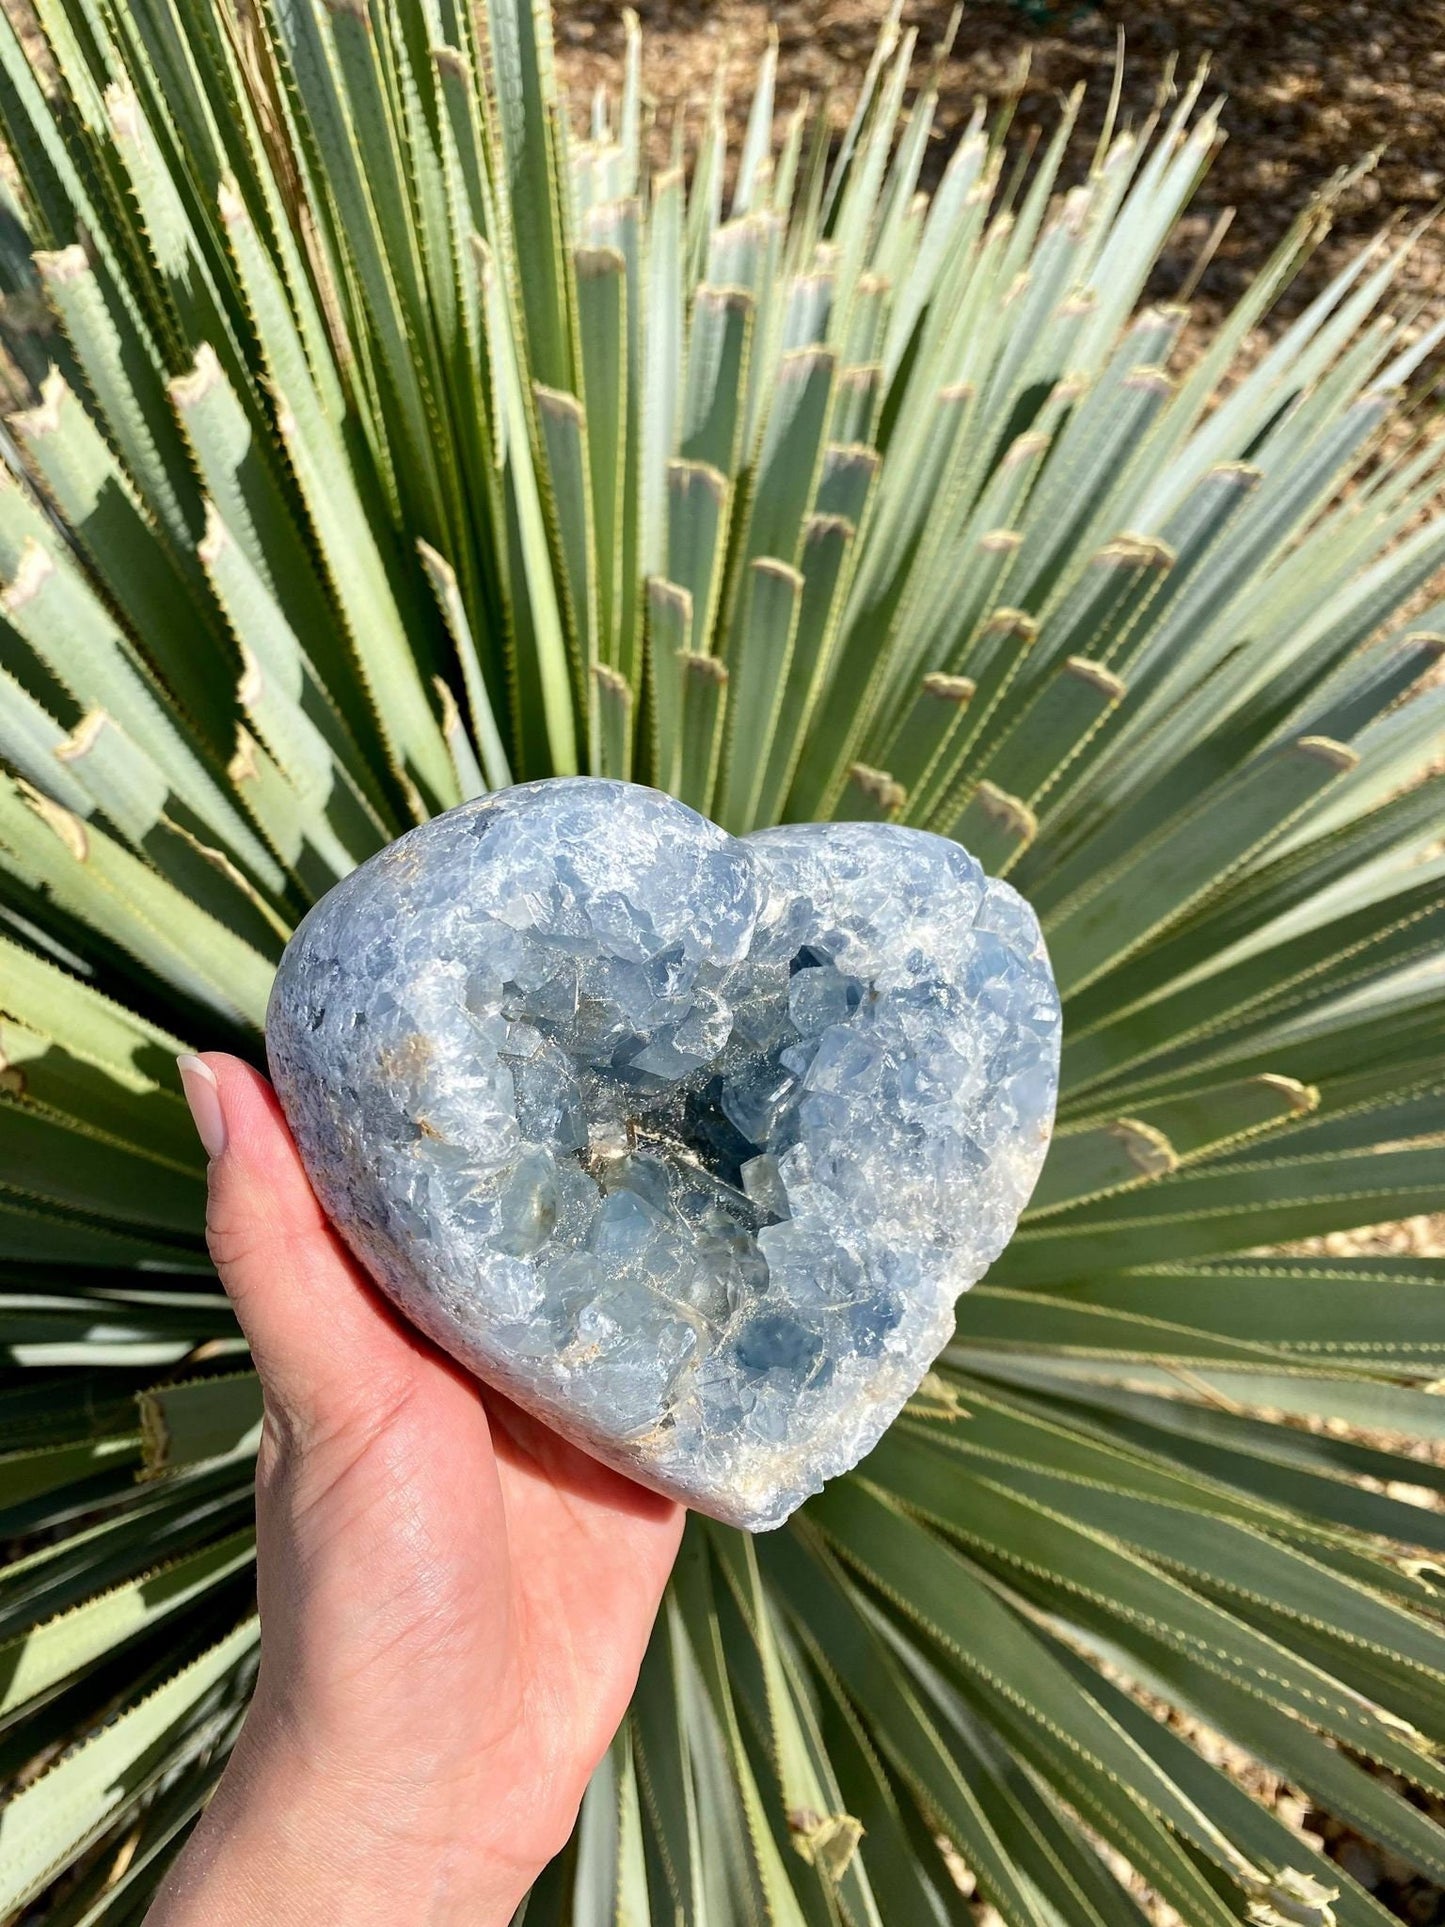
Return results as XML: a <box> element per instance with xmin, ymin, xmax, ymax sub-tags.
<box><xmin>786</xmin><ymin>1807</ymin><xmax>866</xmax><ymax>1881</ymax></box>
<box><xmin>1294</xmin><ymin>734</ymin><xmax>1359</xmax><ymax>772</ymax></box>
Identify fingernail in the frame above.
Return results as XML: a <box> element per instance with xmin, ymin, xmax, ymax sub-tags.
<box><xmin>177</xmin><ymin>1055</ymin><xmax>228</xmax><ymax>1160</ymax></box>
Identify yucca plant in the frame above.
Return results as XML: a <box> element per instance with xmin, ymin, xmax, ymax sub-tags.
<box><xmin>0</xmin><ymin>0</ymin><xmax>1443</xmax><ymax>1918</ymax></box>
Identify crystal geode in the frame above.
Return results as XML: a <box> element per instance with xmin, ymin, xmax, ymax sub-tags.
<box><xmin>266</xmin><ymin>779</ymin><xmax>1060</xmax><ymax>1529</ymax></box>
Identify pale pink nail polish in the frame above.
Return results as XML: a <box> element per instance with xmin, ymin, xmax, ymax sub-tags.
<box><xmin>177</xmin><ymin>1055</ymin><xmax>228</xmax><ymax>1160</ymax></box>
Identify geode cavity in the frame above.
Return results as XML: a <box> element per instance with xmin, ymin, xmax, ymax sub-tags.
<box><xmin>266</xmin><ymin>779</ymin><xmax>1059</xmax><ymax>1529</ymax></box>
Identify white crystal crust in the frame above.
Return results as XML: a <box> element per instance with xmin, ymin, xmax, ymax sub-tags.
<box><xmin>266</xmin><ymin>779</ymin><xmax>1060</xmax><ymax>1530</ymax></box>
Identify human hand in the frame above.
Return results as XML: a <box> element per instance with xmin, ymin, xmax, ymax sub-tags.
<box><xmin>148</xmin><ymin>1054</ymin><xmax>684</xmax><ymax>1926</ymax></box>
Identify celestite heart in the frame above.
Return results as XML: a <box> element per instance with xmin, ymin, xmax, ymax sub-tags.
<box><xmin>266</xmin><ymin>779</ymin><xmax>1060</xmax><ymax>1529</ymax></box>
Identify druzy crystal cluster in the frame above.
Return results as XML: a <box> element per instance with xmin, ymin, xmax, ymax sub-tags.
<box><xmin>267</xmin><ymin>780</ymin><xmax>1060</xmax><ymax>1529</ymax></box>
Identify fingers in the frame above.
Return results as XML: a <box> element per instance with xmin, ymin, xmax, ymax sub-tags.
<box><xmin>178</xmin><ymin>1053</ymin><xmax>417</xmax><ymax>1436</ymax></box>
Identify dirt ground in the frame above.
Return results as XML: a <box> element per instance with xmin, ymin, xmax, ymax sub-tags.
<box><xmin>555</xmin><ymin>0</ymin><xmax>1445</xmax><ymax>339</ymax></box>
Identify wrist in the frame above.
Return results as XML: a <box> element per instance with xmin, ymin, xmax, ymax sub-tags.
<box><xmin>148</xmin><ymin>1708</ymin><xmax>538</xmax><ymax>1926</ymax></box>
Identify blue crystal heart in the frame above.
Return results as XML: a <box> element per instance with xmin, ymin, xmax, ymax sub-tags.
<box><xmin>266</xmin><ymin>779</ymin><xmax>1060</xmax><ymax>1529</ymax></box>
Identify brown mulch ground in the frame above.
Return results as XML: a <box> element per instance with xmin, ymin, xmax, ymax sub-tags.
<box><xmin>557</xmin><ymin>0</ymin><xmax>1445</xmax><ymax>343</ymax></box>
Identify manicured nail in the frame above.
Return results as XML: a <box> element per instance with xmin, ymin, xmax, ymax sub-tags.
<box><xmin>177</xmin><ymin>1055</ymin><xmax>227</xmax><ymax>1160</ymax></box>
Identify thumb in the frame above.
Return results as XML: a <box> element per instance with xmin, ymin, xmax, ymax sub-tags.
<box><xmin>177</xmin><ymin>1052</ymin><xmax>415</xmax><ymax>1437</ymax></box>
